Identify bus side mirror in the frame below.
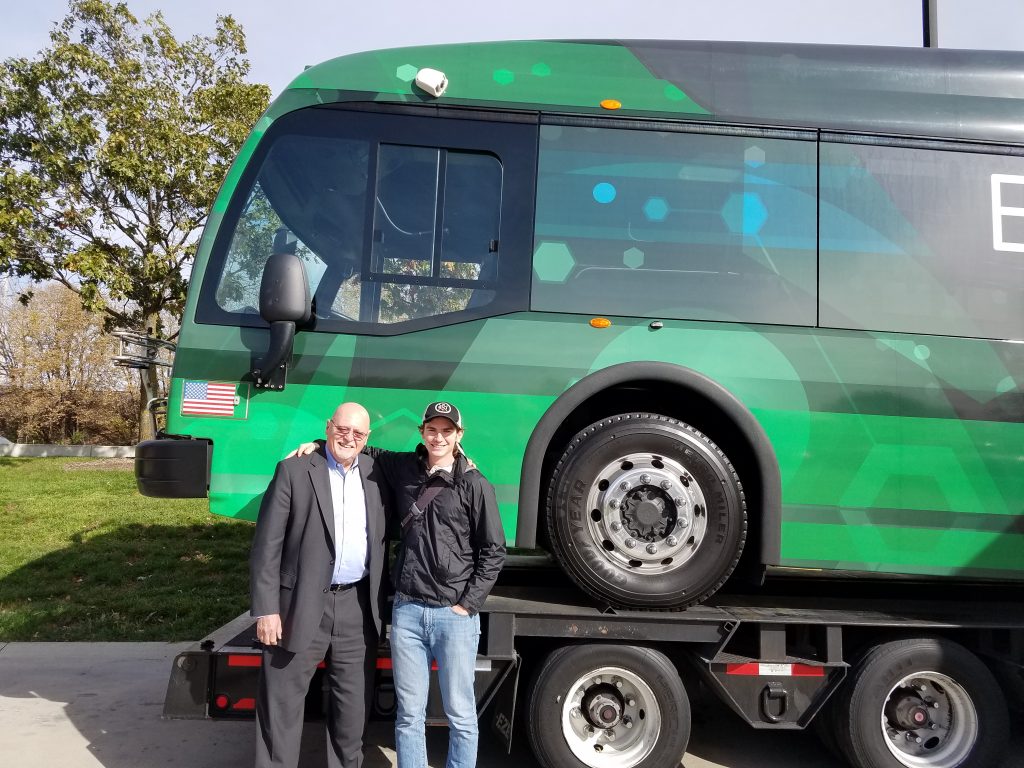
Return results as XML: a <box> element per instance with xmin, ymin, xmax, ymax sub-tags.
<box><xmin>251</xmin><ymin>253</ymin><xmax>311</xmax><ymax>391</ymax></box>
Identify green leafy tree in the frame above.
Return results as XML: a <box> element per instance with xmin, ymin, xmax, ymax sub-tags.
<box><xmin>0</xmin><ymin>0</ymin><xmax>270</xmax><ymax>438</ymax></box>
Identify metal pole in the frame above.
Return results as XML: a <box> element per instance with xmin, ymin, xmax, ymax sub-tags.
<box><xmin>923</xmin><ymin>0</ymin><xmax>939</xmax><ymax>47</ymax></box>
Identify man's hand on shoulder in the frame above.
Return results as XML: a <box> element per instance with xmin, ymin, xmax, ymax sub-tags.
<box><xmin>256</xmin><ymin>614</ymin><xmax>283</xmax><ymax>646</ymax></box>
<box><xmin>284</xmin><ymin>442</ymin><xmax>320</xmax><ymax>459</ymax></box>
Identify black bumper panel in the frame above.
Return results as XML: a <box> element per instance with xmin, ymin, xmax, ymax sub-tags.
<box><xmin>135</xmin><ymin>437</ymin><xmax>211</xmax><ymax>498</ymax></box>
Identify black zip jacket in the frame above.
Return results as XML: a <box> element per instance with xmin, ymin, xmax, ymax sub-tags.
<box><xmin>368</xmin><ymin>444</ymin><xmax>506</xmax><ymax>615</ymax></box>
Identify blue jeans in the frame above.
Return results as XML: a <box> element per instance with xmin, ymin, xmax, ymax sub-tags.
<box><xmin>391</xmin><ymin>596</ymin><xmax>481</xmax><ymax>768</ymax></box>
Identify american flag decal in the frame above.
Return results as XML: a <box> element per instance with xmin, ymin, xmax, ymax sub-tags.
<box><xmin>181</xmin><ymin>381</ymin><xmax>239</xmax><ymax>417</ymax></box>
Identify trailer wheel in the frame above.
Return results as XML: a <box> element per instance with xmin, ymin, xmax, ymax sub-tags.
<box><xmin>546</xmin><ymin>413</ymin><xmax>746</xmax><ymax>608</ymax></box>
<box><xmin>835</xmin><ymin>638</ymin><xmax>1008</xmax><ymax>768</ymax></box>
<box><xmin>526</xmin><ymin>644</ymin><xmax>689</xmax><ymax>768</ymax></box>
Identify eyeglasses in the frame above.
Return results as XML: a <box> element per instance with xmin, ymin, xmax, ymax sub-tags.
<box><xmin>328</xmin><ymin>421</ymin><xmax>368</xmax><ymax>441</ymax></box>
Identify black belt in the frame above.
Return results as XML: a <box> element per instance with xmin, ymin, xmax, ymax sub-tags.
<box><xmin>328</xmin><ymin>578</ymin><xmax>365</xmax><ymax>592</ymax></box>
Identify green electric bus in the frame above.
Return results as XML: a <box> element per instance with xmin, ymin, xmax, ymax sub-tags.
<box><xmin>137</xmin><ymin>40</ymin><xmax>1024</xmax><ymax>610</ymax></box>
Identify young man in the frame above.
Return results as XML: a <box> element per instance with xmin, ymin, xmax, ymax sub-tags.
<box><xmin>294</xmin><ymin>402</ymin><xmax>505</xmax><ymax>768</ymax></box>
<box><xmin>251</xmin><ymin>402</ymin><xmax>391</xmax><ymax>768</ymax></box>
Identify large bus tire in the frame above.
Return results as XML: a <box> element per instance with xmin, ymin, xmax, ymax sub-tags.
<box><xmin>546</xmin><ymin>412</ymin><xmax>746</xmax><ymax>608</ymax></box>
<box><xmin>526</xmin><ymin>644</ymin><xmax>690</xmax><ymax>768</ymax></box>
<box><xmin>834</xmin><ymin>638</ymin><xmax>1009</xmax><ymax>768</ymax></box>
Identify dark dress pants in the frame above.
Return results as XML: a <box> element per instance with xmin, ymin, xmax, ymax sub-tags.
<box><xmin>255</xmin><ymin>580</ymin><xmax>377</xmax><ymax>768</ymax></box>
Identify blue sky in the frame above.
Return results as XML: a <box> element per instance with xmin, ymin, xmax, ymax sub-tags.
<box><xmin>2</xmin><ymin>0</ymin><xmax>1023</xmax><ymax>96</ymax></box>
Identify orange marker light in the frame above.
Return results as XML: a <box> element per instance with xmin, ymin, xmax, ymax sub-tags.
<box><xmin>590</xmin><ymin>317</ymin><xmax>612</xmax><ymax>329</ymax></box>
<box><xmin>600</xmin><ymin>99</ymin><xmax>621</xmax><ymax>110</ymax></box>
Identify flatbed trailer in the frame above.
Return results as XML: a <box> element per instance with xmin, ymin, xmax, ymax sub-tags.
<box><xmin>163</xmin><ymin>568</ymin><xmax>1024</xmax><ymax>768</ymax></box>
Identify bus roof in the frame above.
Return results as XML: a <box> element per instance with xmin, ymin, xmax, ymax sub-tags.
<box><xmin>280</xmin><ymin>40</ymin><xmax>1024</xmax><ymax>145</ymax></box>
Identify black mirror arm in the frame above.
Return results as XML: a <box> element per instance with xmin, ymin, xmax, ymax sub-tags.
<box><xmin>251</xmin><ymin>320</ymin><xmax>295</xmax><ymax>391</ymax></box>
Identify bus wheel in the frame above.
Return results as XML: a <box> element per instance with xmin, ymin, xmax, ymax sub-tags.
<box><xmin>526</xmin><ymin>644</ymin><xmax>689</xmax><ymax>768</ymax></box>
<box><xmin>834</xmin><ymin>638</ymin><xmax>1009</xmax><ymax>768</ymax></box>
<box><xmin>546</xmin><ymin>412</ymin><xmax>746</xmax><ymax>608</ymax></box>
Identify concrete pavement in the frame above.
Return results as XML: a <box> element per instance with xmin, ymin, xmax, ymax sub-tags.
<box><xmin>0</xmin><ymin>642</ymin><xmax>1019</xmax><ymax>768</ymax></box>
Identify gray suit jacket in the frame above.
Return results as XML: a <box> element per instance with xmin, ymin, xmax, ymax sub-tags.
<box><xmin>250</xmin><ymin>447</ymin><xmax>390</xmax><ymax>653</ymax></box>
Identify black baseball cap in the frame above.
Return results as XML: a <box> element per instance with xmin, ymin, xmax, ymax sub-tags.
<box><xmin>421</xmin><ymin>401</ymin><xmax>463</xmax><ymax>428</ymax></box>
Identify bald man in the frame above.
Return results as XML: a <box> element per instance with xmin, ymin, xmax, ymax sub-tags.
<box><xmin>250</xmin><ymin>403</ymin><xmax>391</xmax><ymax>768</ymax></box>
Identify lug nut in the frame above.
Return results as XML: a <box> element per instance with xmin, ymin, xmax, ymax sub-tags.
<box><xmin>666</xmin><ymin>535</ymin><xmax>678</xmax><ymax>547</ymax></box>
<box><xmin>610</xmin><ymin>521</ymin><xmax>622</xmax><ymax>532</ymax></box>
<box><xmin>614</xmin><ymin>679</ymin><xmax>622</xmax><ymax>688</ymax></box>
<box><xmin>676</xmin><ymin>518</ymin><xmax>689</xmax><ymax>530</ymax></box>
<box><xmin>624</xmin><ymin>538</ymin><xmax>636</xmax><ymax>549</ymax></box>
<box><xmin>619</xmin><ymin>481</ymin><xmax>630</xmax><ymax>491</ymax></box>
<box><xmin>640</xmin><ymin>473</ymin><xmax>651</xmax><ymax>484</ymax></box>
<box><xmin>608</xmin><ymin>498</ymin><xmax>620</xmax><ymax>510</ymax></box>
<box><xmin>673</xmin><ymin>497</ymin><xmax>685</xmax><ymax>507</ymax></box>
<box><xmin>646</xmin><ymin>543</ymin><xmax>658</xmax><ymax>554</ymax></box>
<box><xmin>571</xmin><ymin>707</ymin><xmax>582</xmax><ymax>718</ymax></box>
<box><xmin>626</xmin><ymin>698</ymin><xmax>636</xmax><ymax>707</ymax></box>
<box><xmin>623</xmin><ymin>716</ymin><xmax>633</xmax><ymax>728</ymax></box>
<box><xmin>605</xmin><ymin>729</ymin><xmax>616</xmax><ymax>741</ymax></box>
<box><xmin>660</xmin><ymin>480</ymin><xmax>671</xmax><ymax>489</ymax></box>
<box><xmin>584</xmin><ymin>725</ymin><xmax>595</xmax><ymax>736</ymax></box>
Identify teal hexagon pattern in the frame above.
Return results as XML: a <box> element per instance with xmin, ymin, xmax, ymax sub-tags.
<box><xmin>493</xmin><ymin>69</ymin><xmax>515</xmax><ymax>85</ymax></box>
<box><xmin>721</xmin><ymin>192</ymin><xmax>768</xmax><ymax>235</ymax></box>
<box><xmin>395</xmin><ymin>64</ymin><xmax>418</xmax><ymax>83</ymax></box>
<box><xmin>744</xmin><ymin>145</ymin><xmax>766</xmax><ymax>168</ymax></box>
<box><xmin>534</xmin><ymin>241</ymin><xmax>576</xmax><ymax>283</ymax></box>
<box><xmin>623</xmin><ymin>247</ymin><xmax>645</xmax><ymax>269</ymax></box>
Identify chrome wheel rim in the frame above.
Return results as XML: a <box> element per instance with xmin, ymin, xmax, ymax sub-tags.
<box><xmin>584</xmin><ymin>452</ymin><xmax>708</xmax><ymax>576</ymax></box>
<box><xmin>881</xmin><ymin>671</ymin><xmax>978</xmax><ymax>768</ymax></box>
<box><xmin>559</xmin><ymin>665</ymin><xmax>662</xmax><ymax>768</ymax></box>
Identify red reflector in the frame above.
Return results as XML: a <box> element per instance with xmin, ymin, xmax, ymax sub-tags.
<box><xmin>725</xmin><ymin>662</ymin><xmax>825</xmax><ymax>677</ymax></box>
<box><xmin>233</xmin><ymin>697</ymin><xmax>256</xmax><ymax>710</ymax></box>
<box><xmin>792</xmin><ymin>664</ymin><xmax>826</xmax><ymax>677</ymax></box>
<box><xmin>375</xmin><ymin>658</ymin><xmax>437</xmax><ymax>670</ymax></box>
<box><xmin>227</xmin><ymin>654</ymin><xmax>262</xmax><ymax>667</ymax></box>
<box><xmin>726</xmin><ymin>663</ymin><xmax>760</xmax><ymax>676</ymax></box>
<box><xmin>317</xmin><ymin>661</ymin><xmax>326</xmax><ymax>669</ymax></box>
<box><xmin>214</xmin><ymin>694</ymin><xmax>230</xmax><ymax>709</ymax></box>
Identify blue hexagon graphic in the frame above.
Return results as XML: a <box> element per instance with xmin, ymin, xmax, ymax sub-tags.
<box><xmin>643</xmin><ymin>197</ymin><xmax>669</xmax><ymax>222</ymax></box>
<box><xmin>395</xmin><ymin>64</ymin><xmax>418</xmax><ymax>83</ymax></box>
<box><xmin>623</xmin><ymin>247</ymin><xmax>645</xmax><ymax>269</ymax></box>
<box><xmin>533</xmin><ymin>241</ymin><xmax>576</xmax><ymax>283</ymax></box>
<box><xmin>721</xmin><ymin>192</ymin><xmax>768</xmax><ymax>235</ymax></box>
<box><xmin>744</xmin><ymin>145</ymin><xmax>765</xmax><ymax>168</ymax></box>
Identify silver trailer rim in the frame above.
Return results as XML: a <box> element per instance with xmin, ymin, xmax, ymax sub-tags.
<box><xmin>560</xmin><ymin>665</ymin><xmax>663</xmax><ymax>768</ymax></box>
<box><xmin>583</xmin><ymin>452</ymin><xmax>708</xmax><ymax>575</ymax></box>
<box><xmin>881</xmin><ymin>671</ymin><xmax>978</xmax><ymax>768</ymax></box>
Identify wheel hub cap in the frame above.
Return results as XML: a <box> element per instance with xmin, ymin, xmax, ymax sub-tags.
<box><xmin>585</xmin><ymin>454</ymin><xmax>707</xmax><ymax>574</ymax></box>
<box><xmin>882</xmin><ymin>673</ymin><xmax>978</xmax><ymax>768</ymax></box>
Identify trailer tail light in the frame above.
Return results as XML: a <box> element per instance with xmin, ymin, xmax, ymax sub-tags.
<box><xmin>227</xmin><ymin>654</ymin><xmax>262</xmax><ymax>667</ymax></box>
<box><xmin>214</xmin><ymin>694</ymin><xmax>230</xmax><ymax>710</ymax></box>
<box><xmin>232</xmin><ymin>697</ymin><xmax>256</xmax><ymax>710</ymax></box>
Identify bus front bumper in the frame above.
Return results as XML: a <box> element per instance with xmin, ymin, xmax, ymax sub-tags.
<box><xmin>135</xmin><ymin>436</ymin><xmax>211</xmax><ymax>498</ymax></box>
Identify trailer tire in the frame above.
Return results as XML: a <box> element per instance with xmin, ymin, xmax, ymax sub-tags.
<box><xmin>526</xmin><ymin>644</ymin><xmax>689</xmax><ymax>768</ymax></box>
<box><xmin>546</xmin><ymin>413</ymin><xmax>746</xmax><ymax>608</ymax></box>
<box><xmin>835</xmin><ymin>638</ymin><xmax>1008</xmax><ymax>768</ymax></box>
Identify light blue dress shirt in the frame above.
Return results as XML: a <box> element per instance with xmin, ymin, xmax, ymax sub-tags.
<box><xmin>325</xmin><ymin>448</ymin><xmax>369</xmax><ymax>585</ymax></box>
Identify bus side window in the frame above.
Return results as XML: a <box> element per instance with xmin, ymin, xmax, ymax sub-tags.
<box><xmin>370</xmin><ymin>146</ymin><xmax>503</xmax><ymax>324</ymax></box>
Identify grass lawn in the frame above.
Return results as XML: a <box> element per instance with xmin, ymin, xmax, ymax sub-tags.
<box><xmin>0</xmin><ymin>456</ymin><xmax>254</xmax><ymax>641</ymax></box>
